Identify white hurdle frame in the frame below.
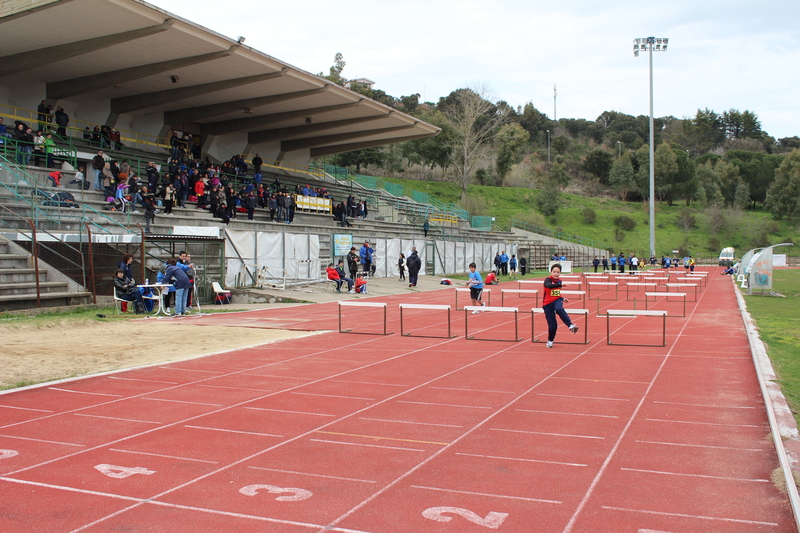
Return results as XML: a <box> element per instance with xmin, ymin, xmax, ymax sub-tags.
<box><xmin>560</xmin><ymin>290</ymin><xmax>586</xmax><ymax>307</ymax></box>
<box><xmin>501</xmin><ymin>289</ymin><xmax>539</xmax><ymax>307</ymax></box>
<box><xmin>606</xmin><ymin>309</ymin><xmax>667</xmax><ymax>347</ymax></box>
<box><xmin>455</xmin><ymin>287</ymin><xmax>491</xmax><ymax>310</ymax></box>
<box><xmin>587</xmin><ymin>282</ymin><xmax>619</xmax><ymax>301</ymax></box>
<box><xmin>338</xmin><ymin>301</ymin><xmax>392</xmax><ymax>335</ymax></box>
<box><xmin>625</xmin><ymin>282</ymin><xmax>658</xmax><ymax>300</ymax></box>
<box><xmin>531</xmin><ymin>308</ymin><xmax>590</xmax><ymax>344</ymax></box>
<box><xmin>644</xmin><ymin>292</ymin><xmax>686</xmax><ymax>317</ymax></box>
<box><xmin>464</xmin><ymin>306</ymin><xmax>521</xmax><ymax>342</ymax></box>
<box><xmin>399</xmin><ymin>304</ymin><xmax>454</xmax><ymax>338</ymax></box>
<box><xmin>666</xmin><ymin>282</ymin><xmax>699</xmax><ymax>301</ymax></box>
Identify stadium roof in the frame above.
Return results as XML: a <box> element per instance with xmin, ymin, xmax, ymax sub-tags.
<box><xmin>0</xmin><ymin>0</ymin><xmax>439</xmax><ymax>160</ymax></box>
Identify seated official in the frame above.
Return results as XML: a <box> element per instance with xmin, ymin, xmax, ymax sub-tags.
<box><xmin>113</xmin><ymin>269</ymin><xmax>145</xmax><ymax>314</ymax></box>
<box><xmin>335</xmin><ymin>260</ymin><xmax>355</xmax><ymax>293</ymax></box>
<box><xmin>485</xmin><ymin>270</ymin><xmax>499</xmax><ymax>285</ymax></box>
<box><xmin>327</xmin><ymin>263</ymin><xmax>345</xmax><ymax>293</ymax></box>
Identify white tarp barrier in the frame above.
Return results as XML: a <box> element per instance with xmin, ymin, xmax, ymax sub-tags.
<box><xmin>173</xmin><ymin>226</ymin><xmax>220</xmax><ymax>237</ymax></box>
<box><xmin>225</xmin><ymin>230</ymin><xmax>319</xmax><ymax>287</ymax></box>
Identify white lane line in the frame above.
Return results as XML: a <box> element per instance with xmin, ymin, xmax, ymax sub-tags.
<box><xmin>49</xmin><ymin>388</ymin><xmax>122</xmax><ymax>397</ymax></box>
<box><xmin>456</xmin><ymin>452</ymin><xmax>587</xmax><ymax>467</ymax></box>
<box><xmin>620</xmin><ymin>467</ymin><xmax>769</xmax><ymax>483</ymax></box>
<box><xmin>247</xmin><ymin>466</ymin><xmax>377</xmax><ymax>484</ymax></box>
<box><xmin>652</xmin><ymin>400</ymin><xmax>756</xmax><ymax>409</ymax></box>
<box><xmin>184</xmin><ymin>426</ymin><xmax>283</xmax><ymax>438</ymax></box>
<box><xmin>536</xmin><ymin>393</ymin><xmax>630</xmax><ymax>402</ymax></box>
<box><xmin>1</xmin><ymin>476</ymin><xmax>141</xmax><ymax>502</ymax></box>
<box><xmin>646</xmin><ymin>418</ymin><xmax>760</xmax><ymax>428</ymax></box>
<box><xmin>309</xmin><ymin>438</ymin><xmax>425</xmax><ymax>452</ymax></box>
<box><xmin>330</xmin><ymin>380</ymin><xmax>409</xmax><ymax>387</ymax></box>
<box><xmin>359</xmin><ymin>417</ymin><xmax>463</xmax><ymax>428</ymax></box>
<box><xmin>195</xmin><ymin>384</ymin><xmax>272</xmax><ymax>393</ymax></box>
<box><xmin>73</xmin><ymin>414</ymin><xmax>161</xmax><ymax>424</ymax></box>
<box><xmin>0</xmin><ymin>404</ymin><xmax>54</xmax><ymax>412</ymax></box>
<box><xmin>109</xmin><ymin>449</ymin><xmax>219</xmax><ymax>464</ymax></box>
<box><xmin>0</xmin><ymin>434</ymin><xmax>84</xmax><ymax>447</ymax></box>
<box><xmin>635</xmin><ymin>439</ymin><xmax>764</xmax><ymax>452</ymax></box>
<box><xmin>516</xmin><ymin>409</ymin><xmax>619</xmax><ymax>419</ymax></box>
<box><xmin>290</xmin><ymin>392</ymin><xmax>375</xmax><ymax>401</ymax></box>
<box><xmin>242</xmin><ymin>373</ymin><xmax>315</xmax><ymax>381</ymax></box>
<box><xmin>490</xmin><ymin>427</ymin><xmax>604</xmax><ymax>440</ymax></box>
<box><xmin>107</xmin><ymin>376</ymin><xmax>179</xmax><ymax>385</ymax></box>
<box><xmin>601</xmin><ymin>505</ymin><xmax>778</xmax><ymax>526</ymax></box>
<box><xmin>243</xmin><ymin>407</ymin><xmax>335</xmax><ymax>417</ymax></box>
<box><xmin>141</xmin><ymin>398</ymin><xmax>223</xmax><ymax>407</ymax></box>
<box><xmin>398</xmin><ymin>400</ymin><xmax>492</xmax><ymax>410</ymax></box>
<box><xmin>157</xmin><ymin>367</ymin><xmax>225</xmax><ymax>373</ymax></box>
<box><xmin>429</xmin><ymin>386</ymin><xmax>516</xmax><ymax>394</ymax></box>
<box><xmin>411</xmin><ymin>485</ymin><xmax>562</xmax><ymax>504</ymax></box>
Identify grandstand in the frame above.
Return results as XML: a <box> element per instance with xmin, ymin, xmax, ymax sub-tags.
<box><xmin>0</xmin><ymin>0</ymin><xmax>604</xmax><ymax>311</ymax></box>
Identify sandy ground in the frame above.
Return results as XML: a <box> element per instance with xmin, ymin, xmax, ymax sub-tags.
<box><xmin>0</xmin><ymin>275</ymin><xmax>455</xmax><ymax>389</ymax></box>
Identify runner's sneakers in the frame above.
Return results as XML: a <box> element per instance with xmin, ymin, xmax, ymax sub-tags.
<box><xmin>546</xmin><ymin>341</ymin><xmax>554</xmax><ymax>348</ymax></box>
<box><xmin>569</xmin><ymin>324</ymin><xmax>579</xmax><ymax>334</ymax></box>
<box><xmin>471</xmin><ymin>310</ymin><xmax>480</xmax><ymax>315</ymax></box>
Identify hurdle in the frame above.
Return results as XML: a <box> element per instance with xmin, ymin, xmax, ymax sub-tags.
<box><xmin>464</xmin><ymin>306</ymin><xmax>522</xmax><ymax>342</ymax></box>
<box><xmin>560</xmin><ymin>290</ymin><xmax>586</xmax><ymax>307</ymax></box>
<box><xmin>399</xmin><ymin>304</ymin><xmax>455</xmax><ymax>338</ymax></box>
<box><xmin>685</xmin><ymin>274</ymin><xmax>707</xmax><ymax>287</ymax></box>
<box><xmin>531</xmin><ymin>308</ymin><xmax>590</xmax><ymax>344</ymax></box>
<box><xmin>455</xmin><ymin>287</ymin><xmax>491</xmax><ymax>310</ymax></box>
<box><xmin>587</xmin><ymin>282</ymin><xmax>619</xmax><ymax>301</ymax></box>
<box><xmin>518</xmin><ymin>280</ymin><xmax>539</xmax><ymax>290</ymax></box>
<box><xmin>606</xmin><ymin>309</ymin><xmax>667</xmax><ymax>346</ymax></box>
<box><xmin>338</xmin><ymin>301</ymin><xmax>393</xmax><ymax>335</ymax></box>
<box><xmin>559</xmin><ymin>275</ymin><xmax>582</xmax><ymax>282</ymax></box>
<box><xmin>625</xmin><ymin>282</ymin><xmax>658</xmax><ymax>300</ymax></box>
<box><xmin>644</xmin><ymin>292</ymin><xmax>686</xmax><ymax>317</ymax></box>
<box><xmin>678</xmin><ymin>275</ymin><xmax>706</xmax><ymax>288</ymax></box>
<box><xmin>560</xmin><ymin>281</ymin><xmax>583</xmax><ymax>291</ymax></box>
<box><xmin>501</xmin><ymin>289</ymin><xmax>539</xmax><ymax>307</ymax></box>
<box><xmin>666</xmin><ymin>282</ymin><xmax>699</xmax><ymax>301</ymax></box>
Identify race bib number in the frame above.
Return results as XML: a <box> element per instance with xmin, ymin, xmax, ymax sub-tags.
<box><xmin>551</xmin><ymin>289</ymin><xmax>561</xmax><ymax>297</ymax></box>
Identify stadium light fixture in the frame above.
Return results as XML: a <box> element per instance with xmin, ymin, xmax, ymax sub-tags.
<box><xmin>633</xmin><ymin>36</ymin><xmax>669</xmax><ymax>258</ymax></box>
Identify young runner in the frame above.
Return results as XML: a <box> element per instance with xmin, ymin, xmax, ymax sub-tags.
<box><xmin>542</xmin><ymin>263</ymin><xmax>579</xmax><ymax>348</ymax></box>
<box><xmin>466</xmin><ymin>262</ymin><xmax>486</xmax><ymax>314</ymax></box>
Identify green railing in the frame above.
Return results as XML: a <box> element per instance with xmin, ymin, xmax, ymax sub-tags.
<box><xmin>511</xmin><ymin>219</ymin><xmax>611</xmax><ymax>250</ymax></box>
<box><xmin>1</xmin><ymin>137</ymin><xmax>77</xmax><ymax>170</ymax></box>
<box><xmin>471</xmin><ymin>216</ymin><xmax>493</xmax><ymax>231</ymax></box>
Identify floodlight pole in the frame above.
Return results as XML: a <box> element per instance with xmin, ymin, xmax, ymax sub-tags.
<box><xmin>634</xmin><ymin>36</ymin><xmax>668</xmax><ymax>258</ymax></box>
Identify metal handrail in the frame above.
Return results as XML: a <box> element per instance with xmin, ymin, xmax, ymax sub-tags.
<box><xmin>511</xmin><ymin>219</ymin><xmax>611</xmax><ymax>250</ymax></box>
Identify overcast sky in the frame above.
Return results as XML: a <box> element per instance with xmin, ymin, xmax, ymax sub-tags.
<box><xmin>158</xmin><ymin>0</ymin><xmax>800</xmax><ymax>139</ymax></box>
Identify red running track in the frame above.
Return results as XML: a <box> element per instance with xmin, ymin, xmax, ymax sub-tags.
<box><xmin>0</xmin><ymin>268</ymin><xmax>794</xmax><ymax>532</ymax></box>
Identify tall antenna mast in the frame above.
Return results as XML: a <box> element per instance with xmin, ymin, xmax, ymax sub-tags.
<box><xmin>553</xmin><ymin>84</ymin><xmax>557</xmax><ymax>121</ymax></box>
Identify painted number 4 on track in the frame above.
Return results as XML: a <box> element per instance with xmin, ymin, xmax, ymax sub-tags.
<box><xmin>423</xmin><ymin>507</ymin><xmax>508</xmax><ymax>529</ymax></box>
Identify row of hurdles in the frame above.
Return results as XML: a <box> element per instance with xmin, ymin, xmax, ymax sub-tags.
<box><xmin>336</xmin><ymin>270</ymin><xmax>708</xmax><ymax>347</ymax></box>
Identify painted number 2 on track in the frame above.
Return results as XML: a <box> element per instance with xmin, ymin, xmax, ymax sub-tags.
<box><xmin>423</xmin><ymin>507</ymin><xmax>508</xmax><ymax>529</ymax></box>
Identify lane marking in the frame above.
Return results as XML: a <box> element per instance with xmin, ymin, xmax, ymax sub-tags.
<box><xmin>0</xmin><ymin>404</ymin><xmax>54</xmax><ymax>412</ymax></box>
<box><xmin>536</xmin><ymin>393</ymin><xmax>630</xmax><ymax>402</ymax></box>
<box><xmin>516</xmin><ymin>408</ymin><xmax>619</xmax><ymax>419</ymax></box>
<box><xmin>429</xmin><ymin>386</ymin><xmax>516</xmax><ymax>394</ymax></box>
<box><xmin>652</xmin><ymin>400</ymin><xmax>756</xmax><ymax>409</ymax></box>
<box><xmin>331</xmin><ymin>379</ymin><xmax>409</xmax><ymax>387</ymax></box>
<box><xmin>107</xmin><ymin>376</ymin><xmax>179</xmax><ymax>385</ymax></box>
<box><xmin>411</xmin><ymin>485</ymin><xmax>562</xmax><ymax>504</ymax></box>
<box><xmin>0</xmin><ymin>434</ymin><xmax>84</xmax><ymax>446</ymax></box>
<box><xmin>309</xmin><ymin>438</ymin><xmax>426</xmax><ymax>452</ymax></box>
<box><xmin>456</xmin><ymin>452</ymin><xmax>587</xmax><ymax>467</ymax></box>
<box><xmin>290</xmin><ymin>392</ymin><xmax>375</xmax><ymax>401</ymax></box>
<box><xmin>315</xmin><ymin>431</ymin><xmax>449</xmax><ymax>446</ymax></box>
<box><xmin>73</xmin><ymin>414</ymin><xmax>161</xmax><ymax>424</ymax></box>
<box><xmin>634</xmin><ymin>439</ymin><xmax>764</xmax><ymax>452</ymax></box>
<box><xmin>646</xmin><ymin>418</ymin><xmax>760</xmax><ymax>428</ymax></box>
<box><xmin>243</xmin><ymin>407</ymin><xmax>335</xmax><ymax>417</ymax></box>
<box><xmin>620</xmin><ymin>467</ymin><xmax>769</xmax><ymax>483</ymax></box>
<box><xmin>490</xmin><ymin>427</ymin><xmax>604</xmax><ymax>440</ymax></box>
<box><xmin>398</xmin><ymin>400</ymin><xmax>492</xmax><ymax>410</ymax></box>
<box><xmin>49</xmin><ymin>388</ymin><xmax>122</xmax><ymax>397</ymax></box>
<box><xmin>247</xmin><ymin>466</ymin><xmax>377</xmax><ymax>483</ymax></box>
<box><xmin>550</xmin><ymin>377</ymin><xmax>650</xmax><ymax>384</ymax></box>
<box><xmin>141</xmin><ymin>398</ymin><xmax>223</xmax><ymax>407</ymax></box>
<box><xmin>195</xmin><ymin>384</ymin><xmax>272</xmax><ymax>393</ymax></box>
<box><xmin>359</xmin><ymin>417</ymin><xmax>463</xmax><ymax>428</ymax></box>
<box><xmin>109</xmin><ymin>449</ymin><xmax>219</xmax><ymax>464</ymax></box>
<box><xmin>241</xmin><ymin>373</ymin><xmax>315</xmax><ymax>381</ymax></box>
<box><xmin>184</xmin><ymin>426</ymin><xmax>283</xmax><ymax>438</ymax></box>
<box><xmin>601</xmin><ymin>505</ymin><xmax>778</xmax><ymax>526</ymax></box>
<box><xmin>157</xmin><ymin>367</ymin><xmax>225</xmax><ymax>373</ymax></box>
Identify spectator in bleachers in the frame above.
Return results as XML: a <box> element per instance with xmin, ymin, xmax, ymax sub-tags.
<box><xmin>268</xmin><ymin>193</ymin><xmax>278</xmax><ymax>221</ymax></box>
<box><xmin>170</xmin><ymin>132</ymin><xmax>181</xmax><ymax>159</ymax></box>
<box><xmin>101</xmin><ymin>162</ymin><xmax>114</xmax><ymax>197</ymax></box>
<box><xmin>252</xmin><ymin>153</ymin><xmax>262</xmax><ymax>175</ymax></box>
<box><xmin>146</xmin><ymin>161</ymin><xmax>159</xmax><ymax>193</ymax></box>
<box><xmin>335</xmin><ymin>259</ymin><xmax>355</xmax><ymax>293</ymax></box>
<box><xmin>54</xmin><ymin>107</ymin><xmax>69</xmax><ymax>137</ymax></box>
<box><xmin>32</xmin><ymin>130</ymin><xmax>45</xmax><ymax>167</ymax></box>
<box><xmin>37</xmin><ymin>100</ymin><xmax>48</xmax><ymax>130</ymax></box>
<box><xmin>360</xmin><ymin>240</ymin><xmax>374</xmax><ymax>275</ymax></box>
<box><xmin>286</xmin><ymin>194</ymin><xmax>295</xmax><ymax>223</ymax></box>
<box><xmin>92</xmin><ymin>126</ymin><xmax>102</xmax><ymax>147</ymax></box>
<box><xmin>83</xmin><ymin>127</ymin><xmax>92</xmax><ymax>144</ymax></box>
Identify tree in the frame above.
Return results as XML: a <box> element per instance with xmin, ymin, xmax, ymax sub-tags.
<box><xmin>399</xmin><ymin>109</ymin><xmax>452</xmax><ymax>175</ymax></box>
<box><xmin>733</xmin><ymin>178</ymin><xmax>750</xmax><ymax>210</ymax></box>
<box><xmin>548</xmin><ymin>163</ymin><xmax>571</xmax><ymax>189</ymax></box>
<box><xmin>653</xmin><ymin>143</ymin><xmax>678</xmax><ymax>203</ymax></box>
<box><xmin>672</xmin><ymin>149</ymin><xmax>698</xmax><ymax>206</ymax></box>
<box><xmin>535</xmin><ymin>181</ymin><xmax>560</xmax><ymax>216</ymax></box>
<box><xmin>495</xmin><ymin>123</ymin><xmax>529</xmax><ymax>182</ymax></box>
<box><xmin>696</xmin><ymin>160</ymin><xmax>724</xmax><ymax>206</ymax></box>
<box><xmin>609</xmin><ymin>154</ymin><xmax>636</xmax><ymax>201</ymax></box>
<box><xmin>400</xmin><ymin>93</ymin><xmax>420</xmax><ymax>113</ymax></box>
<box><xmin>517</xmin><ymin>103</ymin><xmax>553</xmax><ymax>139</ymax></box>
<box><xmin>765</xmin><ymin>150</ymin><xmax>800</xmax><ymax>221</ymax></box>
<box><xmin>441</xmin><ymin>85</ymin><xmax>510</xmax><ymax>199</ymax></box>
<box><xmin>584</xmin><ymin>148</ymin><xmax>613</xmax><ymax>183</ymax></box>
<box><xmin>633</xmin><ymin>144</ymin><xmax>650</xmax><ymax>198</ymax></box>
<box><xmin>332</xmin><ymin>146</ymin><xmax>384</xmax><ymax>174</ymax></box>
<box><xmin>320</xmin><ymin>53</ymin><xmax>346</xmax><ymax>85</ymax></box>
<box><xmin>552</xmin><ymin>135</ymin><xmax>570</xmax><ymax>155</ymax></box>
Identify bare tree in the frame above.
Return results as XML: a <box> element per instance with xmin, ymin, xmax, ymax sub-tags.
<box><xmin>442</xmin><ymin>84</ymin><xmax>510</xmax><ymax>199</ymax></box>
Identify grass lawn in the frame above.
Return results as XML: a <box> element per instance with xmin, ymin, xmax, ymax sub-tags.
<box><xmin>743</xmin><ymin>269</ymin><xmax>800</xmax><ymax>425</ymax></box>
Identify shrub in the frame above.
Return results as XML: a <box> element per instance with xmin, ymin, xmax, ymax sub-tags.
<box><xmin>707</xmin><ymin>236</ymin><xmax>721</xmax><ymax>251</ymax></box>
<box><xmin>614</xmin><ymin>228</ymin><xmax>626</xmax><ymax>242</ymax></box>
<box><xmin>582</xmin><ymin>207</ymin><xmax>597</xmax><ymax>224</ymax></box>
<box><xmin>536</xmin><ymin>186</ymin><xmax>560</xmax><ymax>216</ymax></box>
<box><xmin>613</xmin><ymin>214</ymin><xmax>637</xmax><ymax>231</ymax></box>
<box><xmin>676</xmin><ymin>208</ymin><xmax>697</xmax><ymax>231</ymax></box>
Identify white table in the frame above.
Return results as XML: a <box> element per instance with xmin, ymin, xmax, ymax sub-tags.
<box><xmin>137</xmin><ymin>284</ymin><xmax>173</xmax><ymax>315</ymax></box>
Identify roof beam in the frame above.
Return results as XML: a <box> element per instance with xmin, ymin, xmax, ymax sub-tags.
<box><xmin>0</xmin><ymin>19</ymin><xmax>175</xmax><ymax>79</ymax></box>
<box><xmin>248</xmin><ymin>112</ymin><xmax>393</xmax><ymax>145</ymax></box>
<box><xmin>163</xmin><ymin>85</ymin><xmax>324</xmax><ymax>124</ymax></box>
<box><xmin>47</xmin><ymin>45</ymin><xmax>239</xmax><ymax>101</ymax></box>
<box><xmin>111</xmin><ymin>68</ymin><xmax>288</xmax><ymax>115</ymax></box>
<box><xmin>282</xmin><ymin>124</ymin><xmax>418</xmax><ymax>153</ymax></box>
<box><xmin>310</xmin><ymin>132</ymin><xmax>437</xmax><ymax>157</ymax></box>
<box><xmin>205</xmin><ymin>101</ymin><xmax>363</xmax><ymax>136</ymax></box>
